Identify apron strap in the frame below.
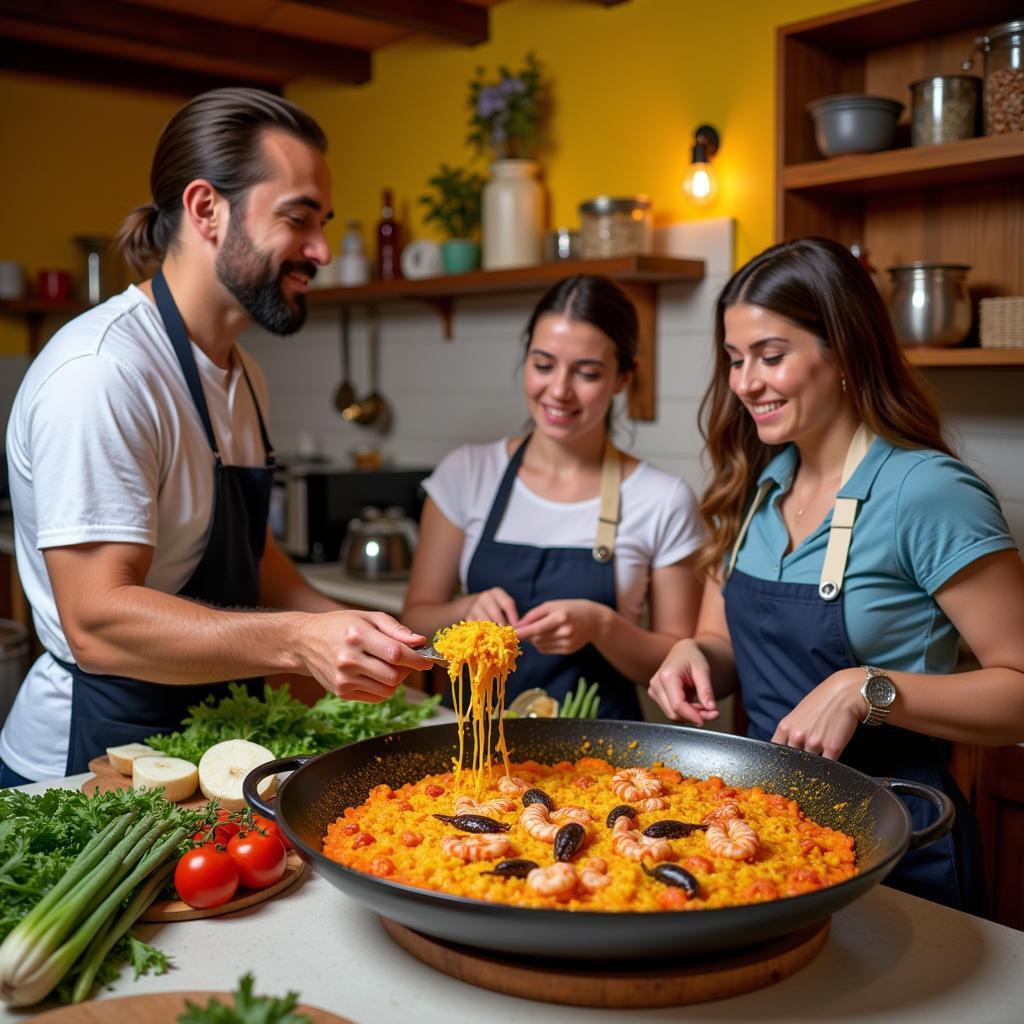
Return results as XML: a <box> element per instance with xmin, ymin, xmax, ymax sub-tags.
<box><xmin>152</xmin><ymin>269</ymin><xmax>221</xmax><ymax>461</ymax></box>
<box><xmin>726</xmin><ymin>423</ymin><xmax>877</xmax><ymax>600</ymax></box>
<box><xmin>235</xmin><ymin>350</ymin><xmax>276</xmax><ymax>466</ymax></box>
<box><xmin>592</xmin><ymin>441</ymin><xmax>622</xmax><ymax>564</ymax></box>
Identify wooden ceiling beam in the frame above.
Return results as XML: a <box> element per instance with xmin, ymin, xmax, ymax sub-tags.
<box><xmin>295</xmin><ymin>0</ymin><xmax>489</xmax><ymax>46</ymax></box>
<box><xmin>0</xmin><ymin>0</ymin><xmax>371</xmax><ymax>84</ymax></box>
<box><xmin>0</xmin><ymin>39</ymin><xmax>277</xmax><ymax>97</ymax></box>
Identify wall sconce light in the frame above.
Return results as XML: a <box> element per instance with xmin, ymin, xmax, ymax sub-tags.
<box><xmin>682</xmin><ymin>124</ymin><xmax>720</xmax><ymax>207</ymax></box>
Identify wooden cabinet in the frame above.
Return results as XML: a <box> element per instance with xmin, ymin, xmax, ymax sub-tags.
<box><xmin>777</xmin><ymin>0</ymin><xmax>1024</xmax><ymax>367</ymax></box>
<box><xmin>778</xmin><ymin>0</ymin><xmax>1024</xmax><ymax>929</ymax></box>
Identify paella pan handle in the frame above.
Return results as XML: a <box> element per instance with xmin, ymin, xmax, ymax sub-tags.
<box><xmin>242</xmin><ymin>755</ymin><xmax>315</xmax><ymax>818</ymax></box>
<box><xmin>877</xmin><ymin>777</ymin><xmax>955</xmax><ymax>850</ymax></box>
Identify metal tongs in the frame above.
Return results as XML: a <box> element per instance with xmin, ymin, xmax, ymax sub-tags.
<box><xmin>415</xmin><ymin>644</ymin><xmax>449</xmax><ymax>667</ymax></box>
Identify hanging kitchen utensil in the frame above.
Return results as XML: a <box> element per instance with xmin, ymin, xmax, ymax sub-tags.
<box><xmin>333</xmin><ymin>306</ymin><xmax>356</xmax><ymax>414</ymax></box>
<box><xmin>342</xmin><ymin>307</ymin><xmax>391</xmax><ymax>430</ymax></box>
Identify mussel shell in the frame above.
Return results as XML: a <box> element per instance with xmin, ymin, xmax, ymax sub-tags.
<box><xmin>522</xmin><ymin>787</ymin><xmax>554</xmax><ymax>810</ymax></box>
<box><xmin>606</xmin><ymin>804</ymin><xmax>638</xmax><ymax>828</ymax></box>
<box><xmin>481</xmin><ymin>858</ymin><xmax>539</xmax><ymax>879</ymax></box>
<box><xmin>432</xmin><ymin>813</ymin><xmax>511</xmax><ymax>833</ymax></box>
<box><xmin>641</xmin><ymin>862</ymin><xmax>699</xmax><ymax>896</ymax></box>
<box><xmin>553</xmin><ymin>822</ymin><xmax>586</xmax><ymax>862</ymax></box>
<box><xmin>642</xmin><ymin>819</ymin><xmax>706</xmax><ymax>839</ymax></box>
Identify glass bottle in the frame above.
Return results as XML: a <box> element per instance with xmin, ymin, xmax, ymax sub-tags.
<box><xmin>376</xmin><ymin>189</ymin><xmax>402</xmax><ymax>280</ymax></box>
<box><xmin>338</xmin><ymin>219</ymin><xmax>369</xmax><ymax>286</ymax></box>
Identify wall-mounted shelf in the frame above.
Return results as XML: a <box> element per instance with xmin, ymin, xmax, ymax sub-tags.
<box><xmin>308</xmin><ymin>255</ymin><xmax>706</xmax><ymax>421</ymax></box>
<box><xmin>782</xmin><ymin>133</ymin><xmax>1024</xmax><ymax>196</ymax></box>
<box><xmin>0</xmin><ymin>298</ymin><xmax>90</xmax><ymax>357</ymax></box>
<box><xmin>903</xmin><ymin>347</ymin><xmax>1024</xmax><ymax>367</ymax></box>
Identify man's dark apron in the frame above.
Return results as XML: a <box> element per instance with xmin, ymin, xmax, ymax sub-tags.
<box><xmin>464</xmin><ymin>436</ymin><xmax>641</xmax><ymax>720</ymax></box>
<box><xmin>60</xmin><ymin>269</ymin><xmax>275</xmax><ymax>774</ymax></box>
<box><xmin>723</xmin><ymin>425</ymin><xmax>987</xmax><ymax>915</ymax></box>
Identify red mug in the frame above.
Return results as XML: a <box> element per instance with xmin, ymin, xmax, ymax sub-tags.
<box><xmin>37</xmin><ymin>269</ymin><xmax>72</xmax><ymax>302</ymax></box>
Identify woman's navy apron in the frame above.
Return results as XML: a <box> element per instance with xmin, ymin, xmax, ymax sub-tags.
<box><xmin>60</xmin><ymin>269</ymin><xmax>275</xmax><ymax>774</ymax></box>
<box><xmin>464</xmin><ymin>437</ymin><xmax>641</xmax><ymax>720</ymax></box>
<box><xmin>723</xmin><ymin>425</ymin><xmax>987</xmax><ymax>915</ymax></box>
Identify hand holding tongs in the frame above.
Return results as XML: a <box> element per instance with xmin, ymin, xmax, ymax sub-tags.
<box><xmin>415</xmin><ymin>644</ymin><xmax>449</xmax><ymax>667</ymax></box>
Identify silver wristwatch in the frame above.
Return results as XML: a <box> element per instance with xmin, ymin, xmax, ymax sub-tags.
<box><xmin>860</xmin><ymin>665</ymin><xmax>896</xmax><ymax>726</ymax></box>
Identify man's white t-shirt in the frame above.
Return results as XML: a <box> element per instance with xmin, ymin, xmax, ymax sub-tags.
<box><xmin>422</xmin><ymin>440</ymin><xmax>703</xmax><ymax>626</ymax></box>
<box><xmin>1</xmin><ymin>285</ymin><xmax>268</xmax><ymax>781</ymax></box>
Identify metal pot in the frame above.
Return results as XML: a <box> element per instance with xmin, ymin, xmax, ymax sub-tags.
<box><xmin>341</xmin><ymin>505</ymin><xmax>417</xmax><ymax>580</ymax></box>
<box><xmin>887</xmin><ymin>262</ymin><xmax>972</xmax><ymax>347</ymax></box>
<box><xmin>244</xmin><ymin>719</ymin><xmax>952</xmax><ymax>961</ymax></box>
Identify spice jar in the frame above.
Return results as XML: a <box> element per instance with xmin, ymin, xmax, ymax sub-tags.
<box><xmin>910</xmin><ymin>75</ymin><xmax>980</xmax><ymax>145</ymax></box>
<box><xmin>964</xmin><ymin>21</ymin><xmax>1024</xmax><ymax>135</ymax></box>
<box><xmin>578</xmin><ymin>196</ymin><xmax>652</xmax><ymax>259</ymax></box>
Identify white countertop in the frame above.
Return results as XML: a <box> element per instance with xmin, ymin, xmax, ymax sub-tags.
<box><xmin>299</xmin><ymin>562</ymin><xmax>407</xmax><ymax>614</ymax></box>
<box><xmin>4</xmin><ymin>761</ymin><xmax>1024</xmax><ymax>1023</ymax></box>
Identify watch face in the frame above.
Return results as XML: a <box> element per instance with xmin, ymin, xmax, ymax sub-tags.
<box><xmin>865</xmin><ymin>674</ymin><xmax>896</xmax><ymax>707</ymax></box>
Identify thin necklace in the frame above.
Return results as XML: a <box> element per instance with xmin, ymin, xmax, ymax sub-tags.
<box><xmin>794</xmin><ymin>506</ymin><xmax>806</xmax><ymax>522</ymax></box>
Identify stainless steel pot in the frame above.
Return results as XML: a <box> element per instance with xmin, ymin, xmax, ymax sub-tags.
<box><xmin>341</xmin><ymin>505</ymin><xmax>417</xmax><ymax>580</ymax></box>
<box><xmin>887</xmin><ymin>262</ymin><xmax>972</xmax><ymax>347</ymax></box>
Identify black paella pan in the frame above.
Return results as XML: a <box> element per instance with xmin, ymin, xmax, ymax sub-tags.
<box><xmin>243</xmin><ymin>718</ymin><xmax>952</xmax><ymax>961</ymax></box>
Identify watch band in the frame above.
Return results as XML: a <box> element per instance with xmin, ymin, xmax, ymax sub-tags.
<box><xmin>862</xmin><ymin>702</ymin><xmax>891</xmax><ymax>726</ymax></box>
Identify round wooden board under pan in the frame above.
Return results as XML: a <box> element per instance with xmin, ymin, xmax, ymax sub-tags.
<box><xmin>382</xmin><ymin>915</ymin><xmax>830</xmax><ymax>1009</ymax></box>
<box><xmin>81</xmin><ymin>755</ymin><xmax>304</xmax><ymax>922</ymax></box>
<box><xmin>33</xmin><ymin>990</ymin><xmax>354</xmax><ymax>1023</ymax></box>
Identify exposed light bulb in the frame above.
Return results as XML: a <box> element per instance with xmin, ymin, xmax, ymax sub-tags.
<box><xmin>683</xmin><ymin>162</ymin><xmax>718</xmax><ymax>206</ymax></box>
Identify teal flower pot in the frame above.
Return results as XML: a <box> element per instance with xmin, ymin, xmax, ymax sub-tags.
<box><xmin>441</xmin><ymin>239</ymin><xmax>481</xmax><ymax>275</ymax></box>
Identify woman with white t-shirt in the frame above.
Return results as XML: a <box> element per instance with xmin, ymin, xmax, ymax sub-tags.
<box><xmin>402</xmin><ymin>276</ymin><xmax>703</xmax><ymax>720</ymax></box>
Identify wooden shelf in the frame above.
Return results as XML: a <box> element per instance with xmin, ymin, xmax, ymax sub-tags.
<box><xmin>904</xmin><ymin>347</ymin><xmax>1024</xmax><ymax>367</ymax></box>
<box><xmin>782</xmin><ymin>133</ymin><xmax>1024</xmax><ymax>196</ymax></box>
<box><xmin>0</xmin><ymin>298</ymin><xmax>92</xmax><ymax>356</ymax></box>
<box><xmin>307</xmin><ymin>255</ymin><xmax>706</xmax><ymax>421</ymax></box>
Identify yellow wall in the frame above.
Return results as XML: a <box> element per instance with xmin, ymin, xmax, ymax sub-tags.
<box><xmin>0</xmin><ymin>0</ymin><xmax>858</xmax><ymax>356</ymax></box>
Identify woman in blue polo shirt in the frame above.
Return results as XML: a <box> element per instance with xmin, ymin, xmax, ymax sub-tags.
<box><xmin>648</xmin><ymin>236</ymin><xmax>1024</xmax><ymax>915</ymax></box>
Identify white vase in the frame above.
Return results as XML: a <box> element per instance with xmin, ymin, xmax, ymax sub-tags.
<box><xmin>482</xmin><ymin>159</ymin><xmax>545</xmax><ymax>270</ymax></box>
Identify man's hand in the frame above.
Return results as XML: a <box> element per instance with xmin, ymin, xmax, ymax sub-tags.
<box><xmin>514</xmin><ymin>600</ymin><xmax>604</xmax><ymax>656</ymax></box>
<box><xmin>296</xmin><ymin>611</ymin><xmax>430</xmax><ymax>702</ymax></box>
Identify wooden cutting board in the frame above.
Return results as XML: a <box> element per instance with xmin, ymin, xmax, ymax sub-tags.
<box><xmin>82</xmin><ymin>755</ymin><xmax>305</xmax><ymax>921</ymax></box>
<box><xmin>33</xmin><ymin>990</ymin><xmax>355</xmax><ymax>1023</ymax></box>
<box><xmin>382</xmin><ymin>916</ymin><xmax>830</xmax><ymax>1008</ymax></box>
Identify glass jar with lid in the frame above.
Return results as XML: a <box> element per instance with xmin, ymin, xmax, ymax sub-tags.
<box><xmin>964</xmin><ymin>21</ymin><xmax>1024</xmax><ymax>135</ymax></box>
<box><xmin>578</xmin><ymin>195</ymin><xmax>652</xmax><ymax>258</ymax></box>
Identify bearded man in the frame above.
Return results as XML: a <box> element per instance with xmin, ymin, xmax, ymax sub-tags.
<box><xmin>1</xmin><ymin>89</ymin><xmax>430</xmax><ymax>785</ymax></box>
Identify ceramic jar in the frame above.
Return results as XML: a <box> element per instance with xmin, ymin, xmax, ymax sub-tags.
<box><xmin>482</xmin><ymin>159</ymin><xmax>544</xmax><ymax>270</ymax></box>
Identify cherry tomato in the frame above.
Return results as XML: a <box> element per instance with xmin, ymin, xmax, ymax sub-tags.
<box><xmin>227</xmin><ymin>830</ymin><xmax>288</xmax><ymax>889</ymax></box>
<box><xmin>192</xmin><ymin>809</ymin><xmax>242</xmax><ymax>846</ymax></box>
<box><xmin>251</xmin><ymin>813</ymin><xmax>291</xmax><ymax>850</ymax></box>
<box><xmin>174</xmin><ymin>846</ymin><xmax>239</xmax><ymax>909</ymax></box>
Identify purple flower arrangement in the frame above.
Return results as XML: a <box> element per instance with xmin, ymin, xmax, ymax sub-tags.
<box><xmin>467</xmin><ymin>52</ymin><xmax>545</xmax><ymax>160</ymax></box>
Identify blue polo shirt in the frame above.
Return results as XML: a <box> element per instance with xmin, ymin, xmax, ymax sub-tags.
<box><xmin>731</xmin><ymin>437</ymin><xmax>1017</xmax><ymax>673</ymax></box>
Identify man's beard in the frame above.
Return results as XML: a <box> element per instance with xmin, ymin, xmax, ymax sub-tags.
<box><xmin>216</xmin><ymin>215</ymin><xmax>317</xmax><ymax>336</ymax></box>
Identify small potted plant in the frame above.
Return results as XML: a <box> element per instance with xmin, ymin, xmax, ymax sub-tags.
<box><xmin>418</xmin><ymin>163</ymin><xmax>485</xmax><ymax>274</ymax></box>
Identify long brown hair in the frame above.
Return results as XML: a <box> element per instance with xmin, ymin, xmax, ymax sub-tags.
<box><xmin>698</xmin><ymin>236</ymin><xmax>953</xmax><ymax>574</ymax></box>
<box><xmin>117</xmin><ymin>88</ymin><xmax>327</xmax><ymax>276</ymax></box>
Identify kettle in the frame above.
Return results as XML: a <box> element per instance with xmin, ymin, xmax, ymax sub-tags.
<box><xmin>342</xmin><ymin>505</ymin><xmax>418</xmax><ymax>580</ymax></box>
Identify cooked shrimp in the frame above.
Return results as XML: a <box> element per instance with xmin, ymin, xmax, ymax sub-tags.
<box><xmin>634</xmin><ymin>796</ymin><xmax>670</xmax><ymax>813</ymax></box>
<box><xmin>701</xmin><ymin>801</ymin><xmax>743</xmax><ymax>828</ymax></box>
<box><xmin>610</xmin><ymin>768</ymin><xmax>664</xmax><ymax>802</ymax></box>
<box><xmin>526</xmin><ymin>862</ymin><xmax>577</xmax><ymax>898</ymax></box>
<box><xmin>682</xmin><ymin>855</ymin><xmax>715</xmax><ymax>875</ymax></box>
<box><xmin>578</xmin><ymin>857</ymin><xmax>611</xmax><ymax>893</ymax></box>
<box><xmin>454</xmin><ymin>795</ymin><xmax>516</xmax><ymax>817</ymax></box>
<box><xmin>610</xmin><ymin>815</ymin><xmax>673</xmax><ymax>863</ymax></box>
<box><xmin>520</xmin><ymin>802</ymin><xmax>559</xmax><ymax>842</ymax></box>
<box><xmin>440</xmin><ymin>833</ymin><xmax>511</xmax><ymax>862</ymax></box>
<box><xmin>705</xmin><ymin>818</ymin><xmax>760</xmax><ymax>860</ymax></box>
<box><xmin>498</xmin><ymin>775</ymin><xmax>533</xmax><ymax>795</ymax></box>
<box><xmin>550</xmin><ymin>805</ymin><xmax>594</xmax><ymax>826</ymax></box>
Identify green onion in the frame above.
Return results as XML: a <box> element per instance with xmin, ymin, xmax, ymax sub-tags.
<box><xmin>0</xmin><ymin>809</ymin><xmax>186</xmax><ymax>1007</ymax></box>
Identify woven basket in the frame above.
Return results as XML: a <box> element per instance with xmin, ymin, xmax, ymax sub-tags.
<box><xmin>979</xmin><ymin>297</ymin><xmax>1024</xmax><ymax>348</ymax></box>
